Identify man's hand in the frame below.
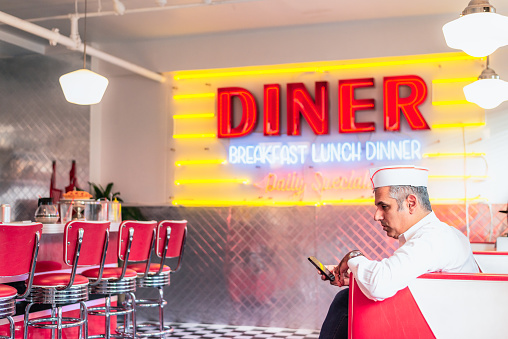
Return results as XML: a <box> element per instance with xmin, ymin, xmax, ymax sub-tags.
<box><xmin>336</xmin><ymin>250</ymin><xmax>363</xmax><ymax>287</ymax></box>
<box><xmin>317</xmin><ymin>265</ymin><xmax>339</xmax><ymax>286</ymax></box>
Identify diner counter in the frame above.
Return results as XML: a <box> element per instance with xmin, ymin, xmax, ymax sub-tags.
<box><xmin>40</xmin><ymin>221</ymin><xmax>121</xmax><ymax>234</ymax></box>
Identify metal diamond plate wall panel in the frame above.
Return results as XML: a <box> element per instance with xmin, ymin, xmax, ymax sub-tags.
<box><xmin>434</xmin><ymin>203</ymin><xmax>507</xmax><ymax>242</ymax></box>
<box><xmin>133</xmin><ymin>206</ymin><xmax>232</xmax><ymax>326</ymax></box>
<box><xmin>0</xmin><ymin>54</ymin><xmax>89</xmax><ymax>221</ymax></box>
<box><xmin>136</xmin><ymin>203</ymin><xmax>508</xmax><ymax>330</ymax></box>
<box><xmin>225</xmin><ymin>206</ymin><xmax>317</xmax><ymax>328</ymax></box>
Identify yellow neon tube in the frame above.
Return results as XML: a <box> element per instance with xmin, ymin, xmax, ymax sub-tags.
<box><xmin>431</xmin><ymin>122</ymin><xmax>485</xmax><ymax>128</ymax></box>
<box><xmin>173</xmin><ymin>113</ymin><xmax>215</xmax><ymax>119</ymax></box>
<box><xmin>432</xmin><ymin>77</ymin><xmax>477</xmax><ymax>84</ymax></box>
<box><xmin>173</xmin><ymin>133</ymin><xmax>216</xmax><ymax>139</ymax></box>
<box><xmin>175</xmin><ymin>179</ymin><xmax>249</xmax><ymax>185</ymax></box>
<box><xmin>322</xmin><ymin>198</ymin><xmax>374</xmax><ymax>205</ymax></box>
<box><xmin>172</xmin><ymin>197</ymin><xmax>487</xmax><ymax>206</ymax></box>
<box><xmin>428</xmin><ymin>175</ymin><xmax>488</xmax><ymax>179</ymax></box>
<box><xmin>430</xmin><ymin>196</ymin><xmax>487</xmax><ymax>202</ymax></box>
<box><xmin>173</xmin><ymin>93</ymin><xmax>215</xmax><ymax>100</ymax></box>
<box><xmin>173</xmin><ymin>53</ymin><xmax>480</xmax><ymax>80</ymax></box>
<box><xmin>175</xmin><ymin>159</ymin><xmax>226</xmax><ymax>166</ymax></box>
<box><xmin>423</xmin><ymin>152</ymin><xmax>486</xmax><ymax>158</ymax></box>
<box><xmin>432</xmin><ymin>100</ymin><xmax>472</xmax><ymax>106</ymax></box>
<box><xmin>171</xmin><ymin>199</ymin><xmax>372</xmax><ymax>207</ymax></box>
<box><xmin>175</xmin><ymin>67</ymin><xmax>321</xmax><ymax>80</ymax></box>
<box><xmin>172</xmin><ymin>200</ymin><xmax>315</xmax><ymax>206</ymax></box>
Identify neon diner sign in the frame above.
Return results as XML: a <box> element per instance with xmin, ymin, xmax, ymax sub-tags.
<box><xmin>229</xmin><ymin>139</ymin><xmax>422</xmax><ymax>165</ymax></box>
<box><xmin>171</xmin><ymin>53</ymin><xmax>484</xmax><ymax>205</ymax></box>
<box><xmin>217</xmin><ymin>75</ymin><xmax>429</xmax><ymax>138</ymax></box>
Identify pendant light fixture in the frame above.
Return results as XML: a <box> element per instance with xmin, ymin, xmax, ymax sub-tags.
<box><xmin>463</xmin><ymin>56</ymin><xmax>508</xmax><ymax>109</ymax></box>
<box><xmin>442</xmin><ymin>0</ymin><xmax>508</xmax><ymax>57</ymax></box>
<box><xmin>59</xmin><ymin>0</ymin><xmax>109</xmax><ymax>105</ymax></box>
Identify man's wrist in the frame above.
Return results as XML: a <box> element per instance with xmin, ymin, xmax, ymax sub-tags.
<box><xmin>348</xmin><ymin>250</ymin><xmax>363</xmax><ymax>261</ymax></box>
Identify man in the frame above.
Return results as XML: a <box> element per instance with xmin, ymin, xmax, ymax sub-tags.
<box><xmin>318</xmin><ymin>165</ymin><xmax>479</xmax><ymax>339</ymax></box>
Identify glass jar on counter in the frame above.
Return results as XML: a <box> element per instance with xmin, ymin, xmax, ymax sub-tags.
<box><xmin>35</xmin><ymin>198</ymin><xmax>59</xmax><ymax>224</ymax></box>
<box><xmin>59</xmin><ymin>199</ymin><xmax>109</xmax><ymax>224</ymax></box>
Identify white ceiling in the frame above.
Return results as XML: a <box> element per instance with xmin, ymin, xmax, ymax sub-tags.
<box><xmin>0</xmin><ymin>0</ymin><xmax>507</xmax><ymax>56</ymax></box>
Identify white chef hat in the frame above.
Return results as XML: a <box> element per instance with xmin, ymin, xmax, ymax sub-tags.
<box><xmin>369</xmin><ymin>165</ymin><xmax>429</xmax><ymax>189</ymax></box>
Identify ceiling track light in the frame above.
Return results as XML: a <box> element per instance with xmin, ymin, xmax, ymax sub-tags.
<box><xmin>463</xmin><ymin>56</ymin><xmax>508</xmax><ymax>109</ymax></box>
<box><xmin>59</xmin><ymin>0</ymin><xmax>109</xmax><ymax>105</ymax></box>
<box><xmin>443</xmin><ymin>0</ymin><xmax>508</xmax><ymax>57</ymax></box>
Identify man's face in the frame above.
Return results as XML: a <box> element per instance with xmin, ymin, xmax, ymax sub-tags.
<box><xmin>373</xmin><ymin>186</ymin><xmax>410</xmax><ymax>239</ymax></box>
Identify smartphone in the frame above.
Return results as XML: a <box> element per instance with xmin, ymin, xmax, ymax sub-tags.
<box><xmin>308</xmin><ymin>256</ymin><xmax>335</xmax><ymax>281</ymax></box>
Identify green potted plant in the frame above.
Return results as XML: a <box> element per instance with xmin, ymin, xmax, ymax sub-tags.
<box><xmin>88</xmin><ymin>182</ymin><xmax>146</xmax><ymax>221</ymax></box>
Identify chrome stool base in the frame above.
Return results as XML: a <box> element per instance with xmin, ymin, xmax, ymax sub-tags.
<box><xmin>0</xmin><ymin>315</ymin><xmax>14</xmax><ymax>339</ymax></box>
<box><xmin>24</xmin><ymin>300</ymin><xmax>88</xmax><ymax>339</ymax></box>
<box><xmin>0</xmin><ymin>298</ymin><xmax>15</xmax><ymax>319</ymax></box>
<box><xmin>119</xmin><ymin>285</ymin><xmax>170</xmax><ymax>338</ymax></box>
<box><xmin>0</xmin><ymin>316</ymin><xmax>15</xmax><ymax>339</ymax></box>
<box><xmin>26</xmin><ymin>285</ymin><xmax>88</xmax><ymax>305</ymax></box>
<box><xmin>135</xmin><ymin>273</ymin><xmax>169</xmax><ymax>288</ymax></box>
<box><xmin>86</xmin><ymin>290</ymin><xmax>137</xmax><ymax>339</ymax></box>
<box><xmin>0</xmin><ymin>296</ymin><xmax>17</xmax><ymax>339</ymax></box>
<box><xmin>89</xmin><ymin>278</ymin><xmax>136</xmax><ymax>295</ymax></box>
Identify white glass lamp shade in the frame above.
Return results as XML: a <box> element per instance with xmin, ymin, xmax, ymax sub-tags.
<box><xmin>59</xmin><ymin>69</ymin><xmax>109</xmax><ymax>105</ymax></box>
<box><xmin>443</xmin><ymin>12</ymin><xmax>508</xmax><ymax>57</ymax></box>
<box><xmin>463</xmin><ymin>78</ymin><xmax>508</xmax><ymax>109</ymax></box>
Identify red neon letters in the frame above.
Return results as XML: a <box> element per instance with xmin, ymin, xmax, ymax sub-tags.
<box><xmin>287</xmin><ymin>82</ymin><xmax>329</xmax><ymax>136</ymax></box>
<box><xmin>383</xmin><ymin>75</ymin><xmax>429</xmax><ymax>131</ymax></box>
<box><xmin>339</xmin><ymin>78</ymin><xmax>376</xmax><ymax>133</ymax></box>
<box><xmin>217</xmin><ymin>75</ymin><xmax>429</xmax><ymax>138</ymax></box>
<box><xmin>264</xmin><ymin>84</ymin><xmax>280</xmax><ymax>136</ymax></box>
<box><xmin>217</xmin><ymin>87</ymin><xmax>257</xmax><ymax>138</ymax></box>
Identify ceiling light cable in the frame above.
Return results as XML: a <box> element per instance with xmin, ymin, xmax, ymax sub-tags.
<box><xmin>59</xmin><ymin>0</ymin><xmax>110</xmax><ymax>105</ymax></box>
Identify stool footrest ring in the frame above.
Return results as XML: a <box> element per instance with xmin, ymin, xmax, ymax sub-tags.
<box><xmin>117</xmin><ymin>322</ymin><xmax>173</xmax><ymax>338</ymax></box>
<box><xmin>126</xmin><ymin>298</ymin><xmax>167</xmax><ymax>308</ymax></box>
<box><xmin>88</xmin><ymin>333</ymin><xmax>136</xmax><ymax>339</ymax></box>
<box><xmin>88</xmin><ymin>305</ymin><xmax>134</xmax><ymax>317</ymax></box>
<box><xmin>27</xmin><ymin>316</ymin><xmax>86</xmax><ymax>329</ymax></box>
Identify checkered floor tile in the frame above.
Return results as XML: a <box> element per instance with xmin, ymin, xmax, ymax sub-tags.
<box><xmin>135</xmin><ymin>322</ymin><xmax>320</xmax><ymax>339</ymax></box>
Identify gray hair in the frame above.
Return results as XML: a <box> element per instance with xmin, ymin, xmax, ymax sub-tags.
<box><xmin>388</xmin><ymin>185</ymin><xmax>432</xmax><ymax>212</ymax></box>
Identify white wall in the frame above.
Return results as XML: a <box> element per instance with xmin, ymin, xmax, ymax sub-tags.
<box><xmin>90</xmin><ymin>72</ymin><xmax>171</xmax><ymax>204</ymax></box>
<box><xmin>90</xmin><ymin>13</ymin><xmax>508</xmax><ymax>204</ymax></box>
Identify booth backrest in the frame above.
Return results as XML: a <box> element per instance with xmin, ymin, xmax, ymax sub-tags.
<box><xmin>349</xmin><ymin>273</ymin><xmax>508</xmax><ymax>339</ymax></box>
<box><xmin>473</xmin><ymin>251</ymin><xmax>508</xmax><ymax>274</ymax></box>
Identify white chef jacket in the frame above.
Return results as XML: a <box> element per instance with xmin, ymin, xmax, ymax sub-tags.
<box><xmin>347</xmin><ymin>211</ymin><xmax>479</xmax><ymax>301</ymax></box>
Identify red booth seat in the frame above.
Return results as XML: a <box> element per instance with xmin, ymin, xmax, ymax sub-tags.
<box><xmin>349</xmin><ymin>272</ymin><xmax>508</xmax><ymax>339</ymax></box>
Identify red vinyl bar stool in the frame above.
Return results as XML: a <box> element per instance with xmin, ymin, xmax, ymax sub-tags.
<box><xmin>83</xmin><ymin>220</ymin><xmax>157</xmax><ymax>339</ymax></box>
<box><xmin>126</xmin><ymin>220</ymin><xmax>187</xmax><ymax>337</ymax></box>
<box><xmin>0</xmin><ymin>222</ymin><xmax>42</xmax><ymax>339</ymax></box>
<box><xmin>24</xmin><ymin>221</ymin><xmax>110</xmax><ymax>339</ymax></box>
